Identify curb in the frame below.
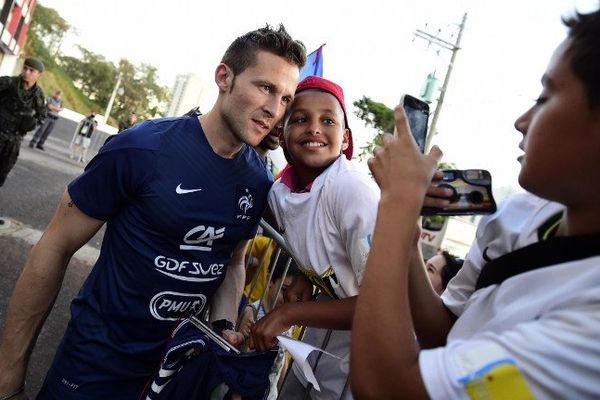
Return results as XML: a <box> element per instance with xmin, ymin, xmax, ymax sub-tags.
<box><xmin>0</xmin><ymin>217</ymin><xmax>99</xmax><ymax>265</ymax></box>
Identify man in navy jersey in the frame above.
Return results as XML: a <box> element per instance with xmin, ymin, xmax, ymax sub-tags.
<box><xmin>0</xmin><ymin>24</ymin><xmax>305</xmax><ymax>399</ymax></box>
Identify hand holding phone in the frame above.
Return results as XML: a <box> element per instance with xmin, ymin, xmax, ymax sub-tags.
<box><xmin>422</xmin><ymin>169</ymin><xmax>497</xmax><ymax>216</ymax></box>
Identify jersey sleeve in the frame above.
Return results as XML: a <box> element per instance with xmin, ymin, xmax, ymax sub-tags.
<box><xmin>419</xmin><ymin>301</ymin><xmax>600</xmax><ymax>399</ymax></box>
<box><xmin>67</xmin><ymin>125</ymin><xmax>160</xmax><ymax>220</ymax></box>
<box><xmin>328</xmin><ymin>170</ymin><xmax>380</xmax><ymax>285</ymax></box>
<box><xmin>441</xmin><ymin>238</ymin><xmax>482</xmax><ymax>316</ymax></box>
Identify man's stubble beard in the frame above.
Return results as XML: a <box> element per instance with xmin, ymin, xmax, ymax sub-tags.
<box><xmin>220</xmin><ymin>105</ymin><xmax>254</xmax><ymax>147</ymax></box>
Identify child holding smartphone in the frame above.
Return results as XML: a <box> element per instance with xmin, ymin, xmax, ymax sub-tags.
<box><xmin>352</xmin><ymin>5</ymin><xmax>600</xmax><ymax>399</ymax></box>
<box><xmin>251</xmin><ymin>76</ymin><xmax>379</xmax><ymax>399</ymax></box>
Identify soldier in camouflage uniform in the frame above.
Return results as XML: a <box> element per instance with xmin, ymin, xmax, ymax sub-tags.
<box><xmin>0</xmin><ymin>57</ymin><xmax>46</xmax><ymax>187</ymax></box>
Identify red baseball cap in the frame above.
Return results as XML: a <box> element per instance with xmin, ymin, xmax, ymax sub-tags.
<box><xmin>294</xmin><ymin>75</ymin><xmax>353</xmax><ymax>160</ymax></box>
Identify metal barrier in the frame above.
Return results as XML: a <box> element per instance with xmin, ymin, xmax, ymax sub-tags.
<box><xmin>241</xmin><ymin>219</ymin><xmax>351</xmax><ymax>400</ymax></box>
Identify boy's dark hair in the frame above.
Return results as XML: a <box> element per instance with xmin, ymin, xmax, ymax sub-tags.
<box><xmin>221</xmin><ymin>24</ymin><xmax>306</xmax><ymax>76</ymax></box>
<box><xmin>563</xmin><ymin>5</ymin><xmax>600</xmax><ymax>107</ymax></box>
<box><xmin>440</xmin><ymin>251</ymin><xmax>464</xmax><ymax>289</ymax></box>
<box><xmin>270</xmin><ymin>249</ymin><xmax>300</xmax><ymax>283</ymax></box>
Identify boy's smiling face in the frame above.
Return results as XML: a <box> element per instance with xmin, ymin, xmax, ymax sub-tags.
<box><xmin>283</xmin><ymin>90</ymin><xmax>350</xmax><ymax>177</ymax></box>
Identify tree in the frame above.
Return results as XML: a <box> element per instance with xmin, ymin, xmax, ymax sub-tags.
<box><xmin>112</xmin><ymin>59</ymin><xmax>169</xmax><ymax>121</ymax></box>
<box><xmin>60</xmin><ymin>49</ymin><xmax>169</xmax><ymax>121</ymax></box>
<box><xmin>22</xmin><ymin>4</ymin><xmax>168</xmax><ymax>120</ymax></box>
<box><xmin>60</xmin><ymin>46</ymin><xmax>117</xmax><ymax>106</ymax></box>
<box><xmin>25</xmin><ymin>4</ymin><xmax>70</xmax><ymax>64</ymax></box>
<box><xmin>353</xmin><ymin>96</ymin><xmax>395</xmax><ymax>160</ymax></box>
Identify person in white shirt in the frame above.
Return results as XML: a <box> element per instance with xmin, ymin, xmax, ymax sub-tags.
<box><xmin>352</xmin><ymin>5</ymin><xmax>600</xmax><ymax>399</ymax></box>
<box><xmin>251</xmin><ymin>76</ymin><xmax>380</xmax><ymax>400</ymax></box>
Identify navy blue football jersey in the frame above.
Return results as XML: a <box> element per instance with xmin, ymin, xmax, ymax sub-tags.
<box><xmin>40</xmin><ymin>116</ymin><xmax>272</xmax><ymax>398</ymax></box>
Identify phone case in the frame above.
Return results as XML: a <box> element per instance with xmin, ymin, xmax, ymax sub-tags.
<box><xmin>421</xmin><ymin>169</ymin><xmax>497</xmax><ymax>216</ymax></box>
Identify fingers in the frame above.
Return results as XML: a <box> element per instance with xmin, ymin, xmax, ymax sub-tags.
<box><xmin>423</xmin><ymin>195</ymin><xmax>452</xmax><ymax>209</ymax></box>
<box><xmin>432</xmin><ymin>169</ymin><xmax>445</xmax><ymax>181</ymax></box>
<box><xmin>250</xmin><ymin>323</ymin><xmax>279</xmax><ymax>351</ymax></box>
<box><xmin>222</xmin><ymin>329</ymin><xmax>244</xmax><ymax>348</ymax></box>
<box><xmin>428</xmin><ymin>145</ymin><xmax>444</xmax><ymax>164</ymax></box>
<box><xmin>381</xmin><ymin>132</ymin><xmax>394</xmax><ymax>145</ymax></box>
<box><xmin>424</xmin><ymin>179</ymin><xmax>453</xmax><ymax>208</ymax></box>
<box><xmin>393</xmin><ymin>105</ymin><xmax>410</xmax><ymax>138</ymax></box>
<box><xmin>426</xmin><ymin>184</ymin><xmax>453</xmax><ymax>198</ymax></box>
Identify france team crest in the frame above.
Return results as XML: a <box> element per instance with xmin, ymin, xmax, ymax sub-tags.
<box><xmin>234</xmin><ymin>185</ymin><xmax>256</xmax><ymax>222</ymax></box>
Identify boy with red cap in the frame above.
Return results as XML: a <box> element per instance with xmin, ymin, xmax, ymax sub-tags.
<box><xmin>251</xmin><ymin>76</ymin><xmax>379</xmax><ymax>399</ymax></box>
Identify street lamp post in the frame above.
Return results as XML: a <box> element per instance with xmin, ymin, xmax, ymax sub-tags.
<box><xmin>104</xmin><ymin>72</ymin><xmax>122</xmax><ymax>123</ymax></box>
<box><xmin>414</xmin><ymin>12</ymin><xmax>468</xmax><ymax>151</ymax></box>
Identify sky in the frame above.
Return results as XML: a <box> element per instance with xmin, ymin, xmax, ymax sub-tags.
<box><xmin>40</xmin><ymin>0</ymin><xmax>597</xmax><ymax>192</ymax></box>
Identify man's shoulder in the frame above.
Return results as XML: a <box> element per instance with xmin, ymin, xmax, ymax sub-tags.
<box><xmin>102</xmin><ymin>116</ymin><xmax>195</xmax><ymax>153</ymax></box>
<box><xmin>101</xmin><ymin>119</ymin><xmax>164</xmax><ymax>153</ymax></box>
<box><xmin>0</xmin><ymin>75</ymin><xmax>19</xmax><ymax>89</ymax></box>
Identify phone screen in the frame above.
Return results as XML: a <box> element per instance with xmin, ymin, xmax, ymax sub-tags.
<box><xmin>402</xmin><ymin>94</ymin><xmax>430</xmax><ymax>153</ymax></box>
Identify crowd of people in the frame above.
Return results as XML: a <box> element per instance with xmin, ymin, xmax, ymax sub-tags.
<box><xmin>0</xmin><ymin>3</ymin><xmax>599</xmax><ymax>399</ymax></box>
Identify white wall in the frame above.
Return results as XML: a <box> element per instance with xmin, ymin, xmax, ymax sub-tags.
<box><xmin>0</xmin><ymin>52</ymin><xmax>18</xmax><ymax>76</ymax></box>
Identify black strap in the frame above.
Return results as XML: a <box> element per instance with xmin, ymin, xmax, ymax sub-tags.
<box><xmin>476</xmin><ymin>233</ymin><xmax>600</xmax><ymax>290</ymax></box>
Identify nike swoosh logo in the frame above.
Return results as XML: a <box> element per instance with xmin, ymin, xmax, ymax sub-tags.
<box><xmin>176</xmin><ymin>183</ymin><xmax>202</xmax><ymax>194</ymax></box>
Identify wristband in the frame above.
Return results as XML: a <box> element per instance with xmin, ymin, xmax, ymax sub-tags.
<box><xmin>211</xmin><ymin>319</ymin><xmax>234</xmax><ymax>335</ymax></box>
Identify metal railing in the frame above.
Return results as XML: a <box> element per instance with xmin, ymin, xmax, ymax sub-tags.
<box><xmin>242</xmin><ymin>219</ymin><xmax>351</xmax><ymax>400</ymax></box>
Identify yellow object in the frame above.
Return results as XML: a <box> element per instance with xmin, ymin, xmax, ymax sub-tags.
<box><xmin>244</xmin><ymin>236</ymin><xmax>277</xmax><ymax>303</ymax></box>
<box><xmin>464</xmin><ymin>363</ymin><xmax>534</xmax><ymax>400</ymax></box>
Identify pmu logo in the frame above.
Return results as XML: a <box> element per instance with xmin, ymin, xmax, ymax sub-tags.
<box><xmin>150</xmin><ymin>291</ymin><xmax>207</xmax><ymax>321</ymax></box>
<box><xmin>180</xmin><ymin>225</ymin><xmax>225</xmax><ymax>251</ymax></box>
<box><xmin>235</xmin><ymin>185</ymin><xmax>256</xmax><ymax>222</ymax></box>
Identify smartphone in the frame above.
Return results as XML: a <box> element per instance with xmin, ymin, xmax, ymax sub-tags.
<box><xmin>401</xmin><ymin>94</ymin><xmax>430</xmax><ymax>153</ymax></box>
<box><xmin>421</xmin><ymin>169</ymin><xmax>497</xmax><ymax>216</ymax></box>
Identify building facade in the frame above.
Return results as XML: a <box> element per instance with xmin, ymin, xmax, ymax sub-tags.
<box><xmin>166</xmin><ymin>73</ymin><xmax>212</xmax><ymax>117</ymax></box>
<box><xmin>0</xmin><ymin>0</ymin><xmax>36</xmax><ymax>75</ymax></box>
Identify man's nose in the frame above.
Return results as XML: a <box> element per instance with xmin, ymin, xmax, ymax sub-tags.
<box><xmin>263</xmin><ymin>97</ymin><xmax>285</xmax><ymax>120</ymax></box>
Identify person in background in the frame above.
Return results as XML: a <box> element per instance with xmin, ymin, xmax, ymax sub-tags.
<box><xmin>0</xmin><ymin>57</ymin><xmax>46</xmax><ymax>188</ymax></box>
<box><xmin>425</xmin><ymin>250</ymin><xmax>464</xmax><ymax>295</ymax></box>
<box><xmin>239</xmin><ymin>251</ymin><xmax>301</xmax><ymax>400</ymax></box>
<box><xmin>0</xmin><ymin>57</ymin><xmax>46</xmax><ymax>227</ymax></box>
<box><xmin>117</xmin><ymin>111</ymin><xmax>137</xmax><ymax>132</ymax></box>
<box><xmin>352</xmin><ymin>5</ymin><xmax>600</xmax><ymax>399</ymax></box>
<box><xmin>239</xmin><ymin>250</ymin><xmax>300</xmax><ymax>337</ymax></box>
<box><xmin>29</xmin><ymin>90</ymin><xmax>63</xmax><ymax>150</ymax></box>
<box><xmin>0</xmin><ymin>24</ymin><xmax>305</xmax><ymax>399</ymax></box>
<box><xmin>70</xmin><ymin>112</ymin><xmax>98</xmax><ymax>163</ymax></box>
<box><xmin>254</xmin><ymin>124</ymin><xmax>283</xmax><ymax>176</ymax></box>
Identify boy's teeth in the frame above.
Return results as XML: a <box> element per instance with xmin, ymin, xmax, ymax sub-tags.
<box><xmin>304</xmin><ymin>142</ymin><xmax>324</xmax><ymax>148</ymax></box>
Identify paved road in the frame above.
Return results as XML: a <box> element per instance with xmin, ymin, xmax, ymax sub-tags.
<box><xmin>0</xmin><ymin>117</ymin><xmax>112</xmax><ymax>397</ymax></box>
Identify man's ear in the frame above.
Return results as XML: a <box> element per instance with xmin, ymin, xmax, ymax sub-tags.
<box><xmin>215</xmin><ymin>63</ymin><xmax>234</xmax><ymax>92</ymax></box>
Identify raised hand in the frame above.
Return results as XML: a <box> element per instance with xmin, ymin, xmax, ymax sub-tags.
<box><xmin>368</xmin><ymin>105</ymin><xmax>445</xmax><ymax>208</ymax></box>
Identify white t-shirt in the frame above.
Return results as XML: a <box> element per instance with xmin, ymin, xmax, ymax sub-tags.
<box><xmin>420</xmin><ymin>193</ymin><xmax>600</xmax><ymax>399</ymax></box>
<box><xmin>443</xmin><ymin>191</ymin><xmax>564</xmax><ymax>314</ymax></box>
<box><xmin>269</xmin><ymin>156</ymin><xmax>380</xmax><ymax>400</ymax></box>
